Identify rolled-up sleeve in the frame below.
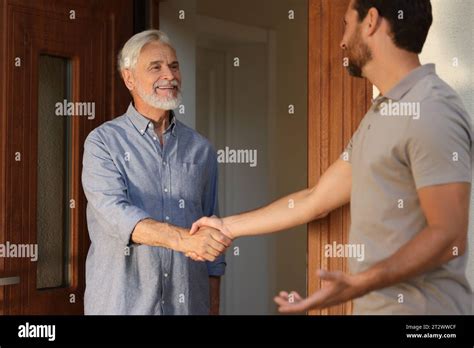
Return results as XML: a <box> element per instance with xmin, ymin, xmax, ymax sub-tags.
<box><xmin>82</xmin><ymin>130</ymin><xmax>151</xmax><ymax>246</ymax></box>
<box><xmin>203</xmin><ymin>151</ymin><xmax>226</xmax><ymax>277</ymax></box>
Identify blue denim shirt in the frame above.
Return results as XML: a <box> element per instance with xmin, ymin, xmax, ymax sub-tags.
<box><xmin>82</xmin><ymin>103</ymin><xmax>225</xmax><ymax>315</ymax></box>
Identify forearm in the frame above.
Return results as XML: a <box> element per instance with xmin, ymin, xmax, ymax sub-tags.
<box><xmin>357</xmin><ymin>225</ymin><xmax>463</xmax><ymax>294</ymax></box>
<box><xmin>223</xmin><ymin>159</ymin><xmax>352</xmax><ymax>238</ymax></box>
<box><xmin>209</xmin><ymin>276</ymin><xmax>221</xmax><ymax>315</ymax></box>
<box><xmin>131</xmin><ymin>218</ymin><xmax>186</xmax><ymax>250</ymax></box>
<box><xmin>223</xmin><ymin>188</ymin><xmax>318</xmax><ymax>238</ymax></box>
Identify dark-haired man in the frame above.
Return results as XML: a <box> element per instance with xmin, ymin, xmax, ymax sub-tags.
<box><xmin>189</xmin><ymin>0</ymin><xmax>473</xmax><ymax>315</ymax></box>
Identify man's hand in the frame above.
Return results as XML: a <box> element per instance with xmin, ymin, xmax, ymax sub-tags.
<box><xmin>178</xmin><ymin>226</ymin><xmax>231</xmax><ymax>262</ymax></box>
<box><xmin>185</xmin><ymin>216</ymin><xmax>233</xmax><ymax>261</ymax></box>
<box><xmin>189</xmin><ymin>215</ymin><xmax>233</xmax><ymax>238</ymax></box>
<box><xmin>274</xmin><ymin>269</ymin><xmax>367</xmax><ymax>313</ymax></box>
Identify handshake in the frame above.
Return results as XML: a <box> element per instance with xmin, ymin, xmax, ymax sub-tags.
<box><xmin>178</xmin><ymin>216</ymin><xmax>233</xmax><ymax>262</ymax></box>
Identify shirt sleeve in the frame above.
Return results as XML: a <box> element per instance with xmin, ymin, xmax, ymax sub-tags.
<box><xmin>340</xmin><ymin>118</ymin><xmax>365</xmax><ymax>164</ymax></box>
<box><xmin>406</xmin><ymin>98</ymin><xmax>472</xmax><ymax>190</ymax></box>
<box><xmin>340</xmin><ymin>137</ymin><xmax>355</xmax><ymax>163</ymax></box>
<box><xmin>202</xmin><ymin>149</ymin><xmax>226</xmax><ymax>277</ymax></box>
<box><xmin>82</xmin><ymin>129</ymin><xmax>152</xmax><ymax>246</ymax></box>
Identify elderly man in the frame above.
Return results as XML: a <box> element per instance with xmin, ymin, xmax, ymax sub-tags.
<box><xmin>81</xmin><ymin>30</ymin><xmax>231</xmax><ymax>315</ymax></box>
<box><xmin>191</xmin><ymin>0</ymin><xmax>473</xmax><ymax>315</ymax></box>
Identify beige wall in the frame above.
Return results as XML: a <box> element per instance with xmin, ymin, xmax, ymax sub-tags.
<box><xmin>420</xmin><ymin>0</ymin><xmax>474</xmax><ymax>310</ymax></box>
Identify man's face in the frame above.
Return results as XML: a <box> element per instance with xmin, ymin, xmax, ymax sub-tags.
<box><xmin>131</xmin><ymin>41</ymin><xmax>182</xmax><ymax>110</ymax></box>
<box><xmin>340</xmin><ymin>1</ymin><xmax>372</xmax><ymax>78</ymax></box>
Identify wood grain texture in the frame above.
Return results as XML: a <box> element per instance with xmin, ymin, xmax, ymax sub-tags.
<box><xmin>0</xmin><ymin>0</ymin><xmax>7</xmax><ymax>316</ymax></box>
<box><xmin>149</xmin><ymin>0</ymin><xmax>161</xmax><ymax>29</ymax></box>
<box><xmin>0</xmin><ymin>0</ymin><xmax>133</xmax><ymax>314</ymax></box>
<box><xmin>307</xmin><ymin>0</ymin><xmax>371</xmax><ymax>315</ymax></box>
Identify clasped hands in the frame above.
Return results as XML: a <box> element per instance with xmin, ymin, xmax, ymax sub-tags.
<box><xmin>180</xmin><ymin>216</ymin><xmax>233</xmax><ymax>262</ymax></box>
<box><xmin>182</xmin><ymin>215</ymin><xmax>368</xmax><ymax>313</ymax></box>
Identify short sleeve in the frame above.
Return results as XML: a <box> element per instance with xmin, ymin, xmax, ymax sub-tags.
<box><xmin>340</xmin><ymin>137</ymin><xmax>355</xmax><ymax>163</ymax></box>
<box><xmin>340</xmin><ymin>117</ymin><xmax>366</xmax><ymax>164</ymax></box>
<box><xmin>406</xmin><ymin>98</ymin><xmax>472</xmax><ymax>189</ymax></box>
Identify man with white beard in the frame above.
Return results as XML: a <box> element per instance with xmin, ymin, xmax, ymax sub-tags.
<box><xmin>81</xmin><ymin>30</ymin><xmax>231</xmax><ymax>315</ymax></box>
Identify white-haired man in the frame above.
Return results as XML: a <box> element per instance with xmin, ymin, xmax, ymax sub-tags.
<box><xmin>81</xmin><ymin>30</ymin><xmax>231</xmax><ymax>315</ymax></box>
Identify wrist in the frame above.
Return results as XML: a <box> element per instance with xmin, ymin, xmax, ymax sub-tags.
<box><xmin>170</xmin><ymin>225</ymin><xmax>189</xmax><ymax>252</ymax></box>
<box><xmin>353</xmin><ymin>266</ymin><xmax>384</xmax><ymax>296</ymax></box>
<box><xmin>222</xmin><ymin>216</ymin><xmax>237</xmax><ymax>239</ymax></box>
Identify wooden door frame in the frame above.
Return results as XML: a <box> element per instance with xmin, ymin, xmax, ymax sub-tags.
<box><xmin>307</xmin><ymin>0</ymin><xmax>372</xmax><ymax>315</ymax></box>
<box><xmin>0</xmin><ymin>0</ymin><xmax>7</xmax><ymax>314</ymax></box>
<box><xmin>0</xmin><ymin>0</ymin><xmax>133</xmax><ymax>315</ymax></box>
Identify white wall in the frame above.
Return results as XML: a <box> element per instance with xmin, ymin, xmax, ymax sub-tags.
<box><xmin>159</xmin><ymin>0</ymin><xmax>197</xmax><ymax>129</ymax></box>
<box><xmin>196</xmin><ymin>41</ymin><xmax>274</xmax><ymax>314</ymax></box>
<box><xmin>419</xmin><ymin>0</ymin><xmax>474</xmax><ymax>308</ymax></box>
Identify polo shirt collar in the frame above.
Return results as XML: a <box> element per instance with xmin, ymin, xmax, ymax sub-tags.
<box><xmin>384</xmin><ymin>64</ymin><xmax>436</xmax><ymax>101</ymax></box>
<box><xmin>126</xmin><ymin>103</ymin><xmax>177</xmax><ymax>137</ymax></box>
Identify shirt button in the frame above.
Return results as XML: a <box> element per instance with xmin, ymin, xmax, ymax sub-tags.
<box><xmin>162</xmin><ymin>300</ymin><xmax>165</xmax><ymax>304</ymax></box>
<box><xmin>153</xmin><ymin>136</ymin><xmax>157</xmax><ymax>141</ymax></box>
<box><xmin>163</xmin><ymin>161</ymin><xmax>167</xmax><ymax>166</ymax></box>
<box><xmin>164</xmin><ymin>273</ymin><xmax>168</xmax><ymax>277</ymax></box>
<box><xmin>140</xmin><ymin>129</ymin><xmax>145</xmax><ymax>134</ymax></box>
<box><xmin>164</xmin><ymin>188</ymin><xmax>168</xmax><ymax>192</ymax></box>
<box><xmin>165</xmin><ymin>216</ymin><xmax>170</xmax><ymax>221</ymax></box>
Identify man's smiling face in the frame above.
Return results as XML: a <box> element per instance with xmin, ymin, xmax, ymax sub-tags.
<box><xmin>132</xmin><ymin>41</ymin><xmax>182</xmax><ymax>110</ymax></box>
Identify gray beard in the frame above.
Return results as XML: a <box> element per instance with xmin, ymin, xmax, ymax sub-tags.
<box><xmin>136</xmin><ymin>84</ymin><xmax>182</xmax><ymax>110</ymax></box>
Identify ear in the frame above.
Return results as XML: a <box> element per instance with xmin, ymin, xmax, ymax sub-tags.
<box><xmin>121</xmin><ymin>69</ymin><xmax>135</xmax><ymax>91</ymax></box>
<box><xmin>365</xmin><ymin>7</ymin><xmax>380</xmax><ymax>37</ymax></box>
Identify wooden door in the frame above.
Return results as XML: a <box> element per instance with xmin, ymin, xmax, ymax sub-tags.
<box><xmin>307</xmin><ymin>0</ymin><xmax>372</xmax><ymax>315</ymax></box>
<box><xmin>0</xmin><ymin>0</ymin><xmax>133</xmax><ymax>314</ymax></box>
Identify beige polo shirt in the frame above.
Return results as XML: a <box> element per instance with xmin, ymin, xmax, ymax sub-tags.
<box><xmin>342</xmin><ymin>64</ymin><xmax>473</xmax><ymax>314</ymax></box>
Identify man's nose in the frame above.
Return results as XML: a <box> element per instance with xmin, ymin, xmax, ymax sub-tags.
<box><xmin>161</xmin><ymin>65</ymin><xmax>175</xmax><ymax>79</ymax></box>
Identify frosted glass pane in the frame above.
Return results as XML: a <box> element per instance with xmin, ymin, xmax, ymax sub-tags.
<box><xmin>36</xmin><ymin>55</ymin><xmax>71</xmax><ymax>289</ymax></box>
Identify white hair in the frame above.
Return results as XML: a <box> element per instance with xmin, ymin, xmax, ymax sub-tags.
<box><xmin>117</xmin><ymin>29</ymin><xmax>173</xmax><ymax>72</ymax></box>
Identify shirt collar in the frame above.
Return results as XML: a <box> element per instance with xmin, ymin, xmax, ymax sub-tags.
<box><xmin>126</xmin><ymin>103</ymin><xmax>177</xmax><ymax>137</ymax></box>
<box><xmin>384</xmin><ymin>64</ymin><xmax>436</xmax><ymax>101</ymax></box>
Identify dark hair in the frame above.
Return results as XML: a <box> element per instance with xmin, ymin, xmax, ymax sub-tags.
<box><xmin>353</xmin><ymin>0</ymin><xmax>432</xmax><ymax>54</ymax></box>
